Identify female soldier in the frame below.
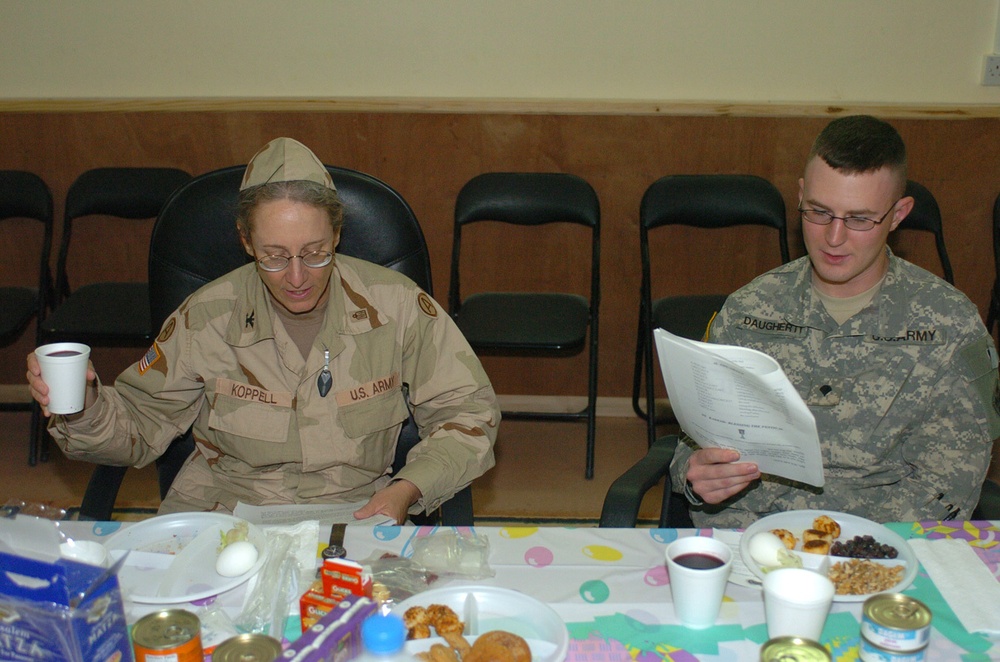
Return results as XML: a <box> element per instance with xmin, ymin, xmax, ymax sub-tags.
<box><xmin>27</xmin><ymin>137</ymin><xmax>499</xmax><ymax>524</ymax></box>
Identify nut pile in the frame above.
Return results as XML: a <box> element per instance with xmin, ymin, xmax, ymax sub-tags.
<box><xmin>828</xmin><ymin>558</ymin><xmax>905</xmax><ymax>595</ymax></box>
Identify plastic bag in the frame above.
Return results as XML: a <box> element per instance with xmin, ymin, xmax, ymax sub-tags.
<box><xmin>411</xmin><ymin>529</ymin><xmax>494</xmax><ymax>580</ymax></box>
<box><xmin>361</xmin><ymin>552</ymin><xmax>436</xmax><ymax>611</ymax></box>
<box><xmin>236</xmin><ymin>532</ymin><xmax>301</xmax><ymax>636</ymax></box>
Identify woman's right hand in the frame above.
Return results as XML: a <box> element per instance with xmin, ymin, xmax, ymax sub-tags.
<box><xmin>685</xmin><ymin>447</ymin><xmax>761</xmax><ymax>504</ymax></box>
<box><xmin>26</xmin><ymin>351</ymin><xmax>99</xmax><ymax>417</ymax></box>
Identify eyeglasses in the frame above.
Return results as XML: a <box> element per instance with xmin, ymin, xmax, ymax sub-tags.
<box><xmin>798</xmin><ymin>199</ymin><xmax>901</xmax><ymax>232</ymax></box>
<box><xmin>256</xmin><ymin>250</ymin><xmax>334</xmax><ymax>272</ymax></box>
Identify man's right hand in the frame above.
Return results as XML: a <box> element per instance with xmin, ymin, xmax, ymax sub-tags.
<box><xmin>26</xmin><ymin>351</ymin><xmax>99</xmax><ymax>417</ymax></box>
<box><xmin>685</xmin><ymin>448</ymin><xmax>761</xmax><ymax>504</ymax></box>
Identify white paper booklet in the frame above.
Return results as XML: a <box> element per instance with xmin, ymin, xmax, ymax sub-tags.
<box><xmin>653</xmin><ymin>328</ymin><xmax>824</xmax><ymax>487</ymax></box>
<box><xmin>233</xmin><ymin>501</ymin><xmax>395</xmax><ymax>527</ymax></box>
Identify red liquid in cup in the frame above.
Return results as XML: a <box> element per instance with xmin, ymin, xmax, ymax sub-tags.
<box><xmin>673</xmin><ymin>552</ymin><xmax>726</xmax><ymax>569</ymax></box>
<box><xmin>45</xmin><ymin>350</ymin><xmax>82</xmax><ymax>357</ymax></box>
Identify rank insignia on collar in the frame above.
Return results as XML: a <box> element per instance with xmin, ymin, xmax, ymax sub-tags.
<box><xmin>245</xmin><ymin>310</ymin><xmax>255</xmax><ymax>329</ymax></box>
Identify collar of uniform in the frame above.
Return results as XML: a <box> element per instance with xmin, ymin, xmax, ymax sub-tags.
<box><xmin>808</xmin><ymin>247</ymin><xmax>900</xmax><ymax>337</ymax></box>
<box><xmin>225</xmin><ymin>263</ymin><xmax>279</xmax><ymax>347</ymax></box>
<box><xmin>324</xmin><ymin>255</ymin><xmax>388</xmax><ymax>338</ymax></box>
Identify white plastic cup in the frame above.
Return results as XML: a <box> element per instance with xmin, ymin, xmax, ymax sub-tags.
<box><xmin>35</xmin><ymin>342</ymin><xmax>91</xmax><ymax>414</ymax></box>
<box><xmin>665</xmin><ymin>536</ymin><xmax>733</xmax><ymax>629</ymax></box>
<box><xmin>59</xmin><ymin>539</ymin><xmax>109</xmax><ymax>567</ymax></box>
<box><xmin>762</xmin><ymin>567</ymin><xmax>835</xmax><ymax>641</ymax></box>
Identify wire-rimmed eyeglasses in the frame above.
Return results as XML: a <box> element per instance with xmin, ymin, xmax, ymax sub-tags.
<box><xmin>256</xmin><ymin>250</ymin><xmax>334</xmax><ymax>272</ymax></box>
<box><xmin>798</xmin><ymin>199</ymin><xmax>901</xmax><ymax>232</ymax></box>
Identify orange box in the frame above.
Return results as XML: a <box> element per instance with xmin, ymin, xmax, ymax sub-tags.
<box><xmin>300</xmin><ymin>584</ymin><xmax>344</xmax><ymax>632</ymax></box>
<box><xmin>320</xmin><ymin>558</ymin><xmax>372</xmax><ymax>600</ymax></box>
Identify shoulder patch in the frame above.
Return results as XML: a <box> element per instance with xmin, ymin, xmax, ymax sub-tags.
<box><xmin>157</xmin><ymin>317</ymin><xmax>176</xmax><ymax>343</ymax></box>
<box><xmin>138</xmin><ymin>343</ymin><xmax>161</xmax><ymax>375</ymax></box>
<box><xmin>417</xmin><ymin>292</ymin><xmax>438</xmax><ymax>318</ymax></box>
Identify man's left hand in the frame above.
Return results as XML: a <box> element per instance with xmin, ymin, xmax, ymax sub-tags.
<box><xmin>354</xmin><ymin>479</ymin><xmax>422</xmax><ymax>524</ymax></box>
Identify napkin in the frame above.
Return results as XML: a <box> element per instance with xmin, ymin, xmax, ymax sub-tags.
<box><xmin>909</xmin><ymin>538</ymin><xmax>1000</xmax><ymax>634</ymax></box>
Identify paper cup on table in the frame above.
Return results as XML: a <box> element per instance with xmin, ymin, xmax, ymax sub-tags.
<box><xmin>60</xmin><ymin>539</ymin><xmax>109</xmax><ymax>567</ymax></box>
<box><xmin>35</xmin><ymin>342</ymin><xmax>90</xmax><ymax>414</ymax></box>
<box><xmin>762</xmin><ymin>567</ymin><xmax>835</xmax><ymax>641</ymax></box>
<box><xmin>665</xmin><ymin>536</ymin><xmax>733</xmax><ymax>629</ymax></box>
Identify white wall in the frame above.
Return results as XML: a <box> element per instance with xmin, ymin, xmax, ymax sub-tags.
<box><xmin>2</xmin><ymin>0</ymin><xmax>999</xmax><ymax>105</ymax></box>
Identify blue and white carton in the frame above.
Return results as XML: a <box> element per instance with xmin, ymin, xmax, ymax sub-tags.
<box><xmin>0</xmin><ymin>517</ymin><xmax>133</xmax><ymax>662</ymax></box>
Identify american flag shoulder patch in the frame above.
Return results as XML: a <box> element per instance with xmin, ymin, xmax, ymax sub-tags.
<box><xmin>138</xmin><ymin>343</ymin><xmax>161</xmax><ymax>375</ymax></box>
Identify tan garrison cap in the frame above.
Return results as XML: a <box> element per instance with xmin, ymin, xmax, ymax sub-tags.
<box><xmin>240</xmin><ymin>137</ymin><xmax>336</xmax><ymax>191</ymax></box>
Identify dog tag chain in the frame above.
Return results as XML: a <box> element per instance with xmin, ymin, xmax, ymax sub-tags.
<box><xmin>317</xmin><ymin>346</ymin><xmax>332</xmax><ymax>397</ymax></box>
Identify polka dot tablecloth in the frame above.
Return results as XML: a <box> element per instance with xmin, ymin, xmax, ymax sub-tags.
<box><xmin>66</xmin><ymin>520</ymin><xmax>1000</xmax><ymax>661</ymax></box>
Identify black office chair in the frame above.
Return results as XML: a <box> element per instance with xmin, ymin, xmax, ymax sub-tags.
<box><xmin>972</xmin><ymin>478</ymin><xmax>1000</xmax><ymax>520</ymax></box>
<box><xmin>39</xmin><ymin>168</ymin><xmax>192</xmax><ymax>347</ymax></box>
<box><xmin>986</xmin><ymin>193</ymin><xmax>1000</xmax><ymax>341</ymax></box>
<box><xmin>0</xmin><ymin>171</ymin><xmax>54</xmax><ymax>466</ymax></box>
<box><xmin>632</xmin><ymin>175</ymin><xmax>789</xmax><ymax>450</ymax></box>
<box><xmin>448</xmin><ymin>172</ymin><xmax>601</xmax><ymax>479</ymax></box>
<box><xmin>892</xmin><ymin>180</ymin><xmax>954</xmax><ymax>285</ymax></box>
<box><xmin>79</xmin><ymin>165</ymin><xmax>473</xmax><ymax>526</ymax></box>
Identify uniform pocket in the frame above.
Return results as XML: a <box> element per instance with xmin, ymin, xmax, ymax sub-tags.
<box><xmin>337</xmin><ymin>385</ymin><xmax>409</xmax><ymax>439</ymax></box>
<box><xmin>209</xmin><ymin>393</ymin><xmax>292</xmax><ymax>444</ymax></box>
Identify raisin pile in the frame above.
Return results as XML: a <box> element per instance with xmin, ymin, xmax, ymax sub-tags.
<box><xmin>830</xmin><ymin>534</ymin><xmax>898</xmax><ymax>559</ymax></box>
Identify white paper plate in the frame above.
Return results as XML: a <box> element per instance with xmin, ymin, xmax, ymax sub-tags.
<box><xmin>102</xmin><ymin>512</ymin><xmax>267</xmax><ymax>604</ymax></box>
<box><xmin>392</xmin><ymin>586</ymin><xmax>569</xmax><ymax>662</ymax></box>
<box><xmin>739</xmin><ymin>509</ymin><xmax>916</xmax><ymax>603</ymax></box>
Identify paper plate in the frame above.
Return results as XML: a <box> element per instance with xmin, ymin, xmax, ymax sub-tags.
<box><xmin>739</xmin><ymin>509</ymin><xmax>916</xmax><ymax>603</ymax></box>
<box><xmin>102</xmin><ymin>512</ymin><xmax>267</xmax><ymax>604</ymax></box>
<box><xmin>393</xmin><ymin>586</ymin><xmax>569</xmax><ymax>662</ymax></box>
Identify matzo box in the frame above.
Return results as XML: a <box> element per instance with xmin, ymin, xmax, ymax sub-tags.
<box><xmin>0</xmin><ymin>518</ymin><xmax>133</xmax><ymax>662</ymax></box>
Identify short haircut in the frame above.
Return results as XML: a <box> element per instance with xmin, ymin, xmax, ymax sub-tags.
<box><xmin>809</xmin><ymin>115</ymin><xmax>907</xmax><ymax>192</ymax></box>
<box><xmin>236</xmin><ymin>179</ymin><xmax>344</xmax><ymax>240</ymax></box>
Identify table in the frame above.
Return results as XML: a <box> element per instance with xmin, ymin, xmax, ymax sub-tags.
<box><xmin>58</xmin><ymin>519</ymin><xmax>1000</xmax><ymax>661</ymax></box>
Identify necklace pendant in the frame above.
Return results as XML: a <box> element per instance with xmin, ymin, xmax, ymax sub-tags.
<box><xmin>317</xmin><ymin>346</ymin><xmax>332</xmax><ymax>397</ymax></box>
<box><xmin>317</xmin><ymin>368</ymin><xmax>332</xmax><ymax>397</ymax></box>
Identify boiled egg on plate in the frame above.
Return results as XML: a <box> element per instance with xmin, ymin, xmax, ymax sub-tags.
<box><xmin>215</xmin><ymin>540</ymin><xmax>259</xmax><ymax>577</ymax></box>
<box><xmin>747</xmin><ymin>531</ymin><xmax>802</xmax><ymax>569</ymax></box>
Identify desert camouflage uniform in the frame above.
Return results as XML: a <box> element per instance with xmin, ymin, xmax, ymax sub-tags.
<box><xmin>50</xmin><ymin>255</ymin><xmax>499</xmax><ymax>515</ymax></box>
<box><xmin>670</xmin><ymin>250</ymin><xmax>1000</xmax><ymax>527</ymax></box>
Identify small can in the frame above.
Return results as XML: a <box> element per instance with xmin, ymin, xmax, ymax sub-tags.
<box><xmin>861</xmin><ymin>594</ymin><xmax>932</xmax><ymax>652</ymax></box>
<box><xmin>211</xmin><ymin>633</ymin><xmax>283</xmax><ymax>662</ymax></box>
<box><xmin>859</xmin><ymin>637</ymin><xmax>927</xmax><ymax>662</ymax></box>
<box><xmin>132</xmin><ymin>609</ymin><xmax>203</xmax><ymax>662</ymax></box>
<box><xmin>760</xmin><ymin>636</ymin><xmax>832</xmax><ymax>662</ymax></box>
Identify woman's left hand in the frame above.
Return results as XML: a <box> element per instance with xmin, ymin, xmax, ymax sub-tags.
<box><xmin>354</xmin><ymin>479</ymin><xmax>421</xmax><ymax>524</ymax></box>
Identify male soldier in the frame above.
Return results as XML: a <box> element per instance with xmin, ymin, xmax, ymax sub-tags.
<box><xmin>671</xmin><ymin>115</ymin><xmax>1000</xmax><ymax>527</ymax></box>
<box><xmin>28</xmin><ymin>137</ymin><xmax>499</xmax><ymax>524</ymax></box>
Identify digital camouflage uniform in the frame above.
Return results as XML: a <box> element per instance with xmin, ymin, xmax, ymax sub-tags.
<box><xmin>670</xmin><ymin>250</ymin><xmax>1000</xmax><ymax>528</ymax></box>
<box><xmin>50</xmin><ymin>254</ymin><xmax>499</xmax><ymax>515</ymax></box>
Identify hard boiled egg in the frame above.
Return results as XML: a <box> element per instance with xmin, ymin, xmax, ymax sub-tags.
<box><xmin>215</xmin><ymin>540</ymin><xmax>258</xmax><ymax>577</ymax></box>
<box><xmin>748</xmin><ymin>531</ymin><xmax>801</xmax><ymax>569</ymax></box>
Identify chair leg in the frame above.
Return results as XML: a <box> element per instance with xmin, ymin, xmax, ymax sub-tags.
<box><xmin>28</xmin><ymin>403</ymin><xmax>43</xmax><ymax>466</ymax></box>
<box><xmin>585</xmin><ymin>327</ymin><xmax>599</xmax><ymax>480</ymax></box>
<box><xmin>79</xmin><ymin>465</ymin><xmax>129</xmax><ymax>521</ymax></box>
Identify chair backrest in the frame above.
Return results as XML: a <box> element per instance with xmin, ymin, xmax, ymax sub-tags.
<box><xmin>150</xmin><ymin>165</ymin><xmax>432</xmax><ymax>328</ymax></box>
<box><xmin>55</xmin><ymin>167</ymin><xmax>192</xmax><ymax>303</ymax></box>
<box><xmin>0</xmin><ymin>170</ymin><xmax>54</xmax><ymax>345</ymax></box>
<box><xmin>989</xmin><ymin>193</ymin><xmax>1000</xmax><ymax>339</ymax></box>
<box><xmin>640</xmin><ymin>174</ymin><xmax>789</xmax><ymax>247</ymax></box>
<box><xmin>895</xmin><ymin>180</ymin><xmax>954</xmax><ymax>285</ymax></box>
<box><xmin>448</xmin><ymin>172</ymin><xmax>600</xmax><ymax>312</ymax></box>
<box><xmin>148</xmin><ymin>164</ymin><xmax>439</xmax><ymax>502</ymax></box>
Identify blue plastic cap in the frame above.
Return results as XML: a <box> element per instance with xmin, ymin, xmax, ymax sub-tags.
<box><xmin>361</xmin><ymin>613</ymin><xmax>407</xmax><ymax>655</ymax></box>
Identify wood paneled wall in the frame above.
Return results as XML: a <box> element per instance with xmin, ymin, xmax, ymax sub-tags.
<box><xmin>2</xmin><ymin>112</ymin><xmax>998</xmax><ymax>397</ymax></box>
